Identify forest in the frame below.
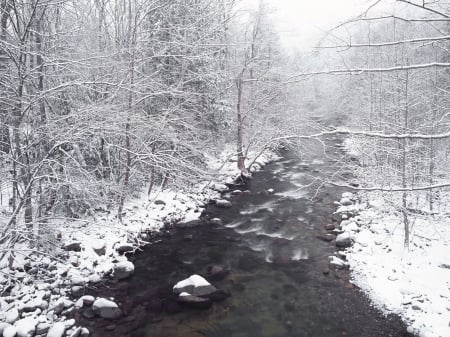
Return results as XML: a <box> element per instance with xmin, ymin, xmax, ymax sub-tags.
<box><xmin>0</xmin><ymin>1</ymin><xmax>449</xmax><ymax>337</ymax></box>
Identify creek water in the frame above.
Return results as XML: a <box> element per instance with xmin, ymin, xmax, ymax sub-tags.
<box><xmin>83</xmin><ymin>136</ymin><xmax>412</xmax><ymax>337</ymax></box>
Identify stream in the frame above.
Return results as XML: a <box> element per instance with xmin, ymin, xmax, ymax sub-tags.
<box><xmin>81</xmin><ymin>136</ymin><xmax>412</xmax><ymax>337</ymax></box>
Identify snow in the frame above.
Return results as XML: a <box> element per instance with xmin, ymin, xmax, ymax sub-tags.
<box><xmin>174</xmin><ymin>274</ymin><xmax>211</xmax><ymax>291</ymax></box>
<box><xmin>0</xmin><ymin>145</ymin><xmax>278</xmax><ymax>336</ymax></box>
<box><xmin>342</xmin><ymin>194</ymin><xmax>450</xmax><ymax>337</ymax></box>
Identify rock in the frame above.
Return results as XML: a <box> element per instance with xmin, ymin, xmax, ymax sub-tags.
<box><xmin>71</xmin><ymin>286</ymin><xmax>84</xmax><ymax>297</ymax></box>
<box><xmin>339</xmin><ymin>198</ymin><xmax>352</xmax><ymax>206</ymax></box>
<box><xmin>173</xmin><ymin>275</ymin><xmax>217</xmax><ymax>297</ymax></box>
<box><xmin>316</xmin><ymin>234</ymin><xmax>334</xmax><ymax>242</ymax></box>
<box><xmin>0</xmin><ymin>323</ymin><xmax>12</xmax><ymax>335</ymax></box>
<box><xmin>81</xmin><ymin>309</ymin><xmax>95</xmax><ymax>320</ymax></box>
<box><xmin>153</xmin><ymin>200</ymin><xmax>166</xmax><ymax>206</ymax></box>
<box><xmin>92</xmin><ymin>298</ymin><xmax>122</xmax><ymax>319</ymax></box>
<box><xmin>35</xmin><ymin>322</ymin><xmax>51</xmax><ymax>335</ymax></box>
<box><xmin>208</xmin><ymin>218</ymin><xmax>223</xmax><ymax>226</ymax></box>
<box><xmin>231</xmin><ymin>189</ymin><xmax>242</xmax><ymax>195</ymax></box>
<box><xmin>92</xmin><ymin>241</ymin><xmax>106</xmax><ymax>256</ymax></box>
<box><xmin>206</xmin><ymin>265</ymin><xmax>228</xmax><ymax>281</ymax></box>
<box><xmin>6</xmin><ymin>308</ymin><xmax>19</xmax><ymax>324</ymax></box>
<box><xmin>64</xmin><ymin>242</ymin><xmax>81</xmax><ymax>252</ymax></box>
<box><xmin>3</xmin><ymin>325</ymin><xmax>17</xmax><ymax>337</ymax></box>
<box><xmin>113</xmin><ymin>261</ymin><xmax>134</xmax><ymax>280</ymax></box>
<box><xmin>15</xmin><ymin>317</ymin><xmax>36</xmax><ymax>337</ymax></box>
<box><xmin>79</xmin><ymin>328</ymin><xmax>90</xmax><ymax>337</ymax></box>
<box><xmin>208</xmin><ymin>290</ymin><xmax>229</xmax><ymax>302</ymax></box>
<box><xmin>215</xmin><ymin>199</ymin><xmax>232</xmax><ymax>208</ymax></box>
<box><xmin>325</xmin><ymin>224</ymin><xmax>335</xmax><ymax>231</ymax></box>
<box><xmin>177</xmin><ymin>293</ymin><xmax>212</xmax><ymax>309</ymax></box>
<box><xmin>329</xmin><ymin>256</ymin><xmax>347</xmax><ymax>269</ymax></box>
<box><xmin>115</xmin><ymin>244</ymin><xmax>134</xmax><ymax>255</ymax></box>
<box><xmin>88</xmin><ymin>274</ymin><xmax>101</xmax><ymax>284</ymax></box>
<box><xmin>68</xmin><ymin>327</ymin><xmax>82</xmax><ymax>337</ymax></box>
<box><xmin>75</xmin><ymin>296</ymin><xmax>95</xmax><ymax>308</ymax></box>
<box><xmin>46</xmin><ymin>322</ymin><xmax>66</xmax><ymax>337</ymax></box>
<box><xmin>64</xmin><ymin>319</ymin><xmax>75</xmax><ymax>329</ymax></box>
<box><xmin>336</xmin><ymin>232</ymin><xmax>352</xmax><ymax>248</ymax></box>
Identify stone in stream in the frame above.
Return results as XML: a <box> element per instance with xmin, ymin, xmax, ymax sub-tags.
<box><xmin>208</xmin><ymin>218</ymin><xmax>223</xmax><ymax>226</ymax></box>
<box><xmin>173</xmin><ymin>275</ymin><xmax>217</xmax><ymax>297</ymax></box>
<box><xmin>316</xmin><ymin>234</ymin><xmax>335</xmax><ymax>242</ymax></box>
<box><xmin>92</xmin><ymin>298</ymin><xmax>122</xmax><ymax>319</ymax></box>
<box><xmin>5</xmin><ymin>308</ymin><xmax>19</xmax><ymax>324</ymax></box>
<box><xmin>113</xmin><ymin>261</ymin><xmax>135</xmax><ymax>280</ymax></box>
<box><xmin>114</xmin><ymin>243</ymin><xmax>134</xmax><ymax>255</ymax></box>
<box><xmin>177</xmin><ymin>293</ymin><xmax>212</xmax><ymax>309</ymax></box>
<box><xmin>325</xmin><ymin>224</ymin><xmax>336</xmax><ymax>231</ymax></box>
<box><xmin>214</xmin><ymin>199</ymin><xmax>232</xmax><ymax>208</ymax></box>
<box><xmin>336</xmin><ymin>232</ymin><xmax>352</xmax><ymax>248</ymax></box>
<box><xmin>0</xmin><ymin>323</ymin><xmax>11</xmax><ymax>336</ymax></box>
<box><xmin>206</xmin><ymin>265</ymin><xmax>229</xmax><ymax>281</ymax></box>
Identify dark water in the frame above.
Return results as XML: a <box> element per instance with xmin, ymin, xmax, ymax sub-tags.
<box><xmin>81</xmin><ymin>137</ymin><xmax>412</xmax><ymax>337</ymax></box>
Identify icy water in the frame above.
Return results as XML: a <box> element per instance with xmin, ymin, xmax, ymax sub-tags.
<box><xmin>82</xmin><ymin>137</ymin><xmax>412</xmax><ymax>337</ymax></box>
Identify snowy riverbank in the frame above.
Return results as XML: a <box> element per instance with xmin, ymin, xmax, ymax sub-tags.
<box><xmin>339</xmin><ymin>138</ymin><xmax>450</xmax><ymax>337</ymax></box>
<box><xmin>0</xmin><ymin>147</ymin><xmax>278</xmax><ymax>337</ymax></box>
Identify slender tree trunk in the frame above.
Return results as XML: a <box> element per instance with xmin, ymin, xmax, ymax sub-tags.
<box><xmin>236</xmin><ymin>76</ymin><xmax>247</xmax><ymax>176</ymax></box>
<box><xmin>402</xmin><ymin>67</ymin><xmax>410</xmax><ymax>249</ymax></box>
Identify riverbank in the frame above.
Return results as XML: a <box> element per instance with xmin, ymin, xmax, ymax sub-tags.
<box><xmin>342</xmin><ymin>138</ymin><xmax>450</xmax><ymax>337</ymax></box>
<box><xmin>0</xmin><ymin>146</ymin><xmax>278</xmax><ymax>337</ymax></box>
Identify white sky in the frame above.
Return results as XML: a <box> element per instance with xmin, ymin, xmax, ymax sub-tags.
<box><xmin>247</xmin><ymin>0</ymin><xmax>387</xmax><ymax>50</ymax></box>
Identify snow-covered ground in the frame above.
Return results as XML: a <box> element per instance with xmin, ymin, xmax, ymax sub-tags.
<box><xmin>339</xmin><ymin>137</ymin><xmax>450</xmax><ymax>337</ymax></box>
<box><xmin>0</xmin><ymin>146</ymin><xmax>278</xmax><ymax>337</ymax></box>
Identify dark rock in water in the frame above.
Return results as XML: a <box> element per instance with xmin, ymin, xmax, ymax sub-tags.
<box><xmin>316</xmin><ymin>234</ymin><xmax>335</xmax><ymax>242</ymax></box>
<box><xmin>325</xmin><ymin>224</ymin><xmax>336</xmax><ymax>231</ymax></box>
<box><xmin>71</xmin><ymin>286</ymin><xmax>84</xmax><ymax>297</ymax></box>
<box><xmin>164</xmin><ymin>300</ymin><xmax>182</xmax><ymax>314</ymax></box>
<box><xmin>154</xmin><ymin>200</ymin><xmax>166</xmax><ymax>206</ymax></box>
<box><xmin>177</xmin><ymin>293</ymin><xmax>212</xmax><ymax>309</ymax></box>
<box><xmin>113</xmin><ymin>261</ymin><xmax>135</xmax><ymax>280</ymax></box>
<box><xmin>82</xmin><ymin>308</ymin><xmax>96</xmax><ymax>319</ymax></box>
<box><xmin>206</xmin><ymin>265</ymin><xmax>229</xmax><ymax>281</ymax></box>
<box><xmin>208</xmin><ymin>290</ymin><xmax>230</xmax><ymax>302</ymax></box>
<box><xmin>64</xmin><ymin>242</ymin><xmax>82</xmax><ymax>252</ymax></box>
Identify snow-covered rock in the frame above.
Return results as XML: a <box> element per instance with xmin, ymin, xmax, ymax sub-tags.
<box><xmin>113</xmin><ymin>261</ymin><xmax>134</xmax><ymax>280</ymax></box>
<box><xmin>214</xmin><ymin>199</ymin><xmax>232</xmax><ymax>208</ymax></box>
<box><xmin>173</xmin><ymin>275</ymin><xmax>217</xmax><ymax>297</ymax></box>
<box><xmin>3</xmin><ymin>325</ymin><xmax>17</xmax><ymax>337</ymax></box>
<box><xmin>336</xmin><ymin>232</ymin><xmax>352</xmax><ymax>248</ymax></box>
<box><xmin>5</xmin><ymin>308</ymin><xmax>19</xmax><ymax>324</ymax></box>
<box><xmin>15</xmin><ymin>317</ymin><xmax>36</xmax><ymax>337</ymax></box>
<box><xmin>46</xmin><ymin>322</ymin><xmax>66</xmax><ymax>337</ymax></box>
<box><xmin>92</xmin><ymin>298</ymin><xmax>121</xmax><ymax>319</ymax></box>
<box><xmin>0</xmin><ymin>323</ymin><xmax>12</xmax><ymax>336</ymax></box>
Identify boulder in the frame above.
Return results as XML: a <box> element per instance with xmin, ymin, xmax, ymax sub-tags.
<box><xmin>206</xmin><ymin>265</ymin><xmax>228</xmax><ymax>281</ymax></box>
<box><xmin>208</xmin><ymin>218</ymin><xmax>223</xmax><ymax>226</ymax></box>
<box><xmin>0</xmin><ymin>323</ymin><xmax>12</xmax><ymax>336</ymax></box>
<box><xmin>46</xmin><ymin>322</ymin><xmax>66</xmax><ymax>337</ymax></box>
<box><xmin>64</xmin><ymin>242</ymin><xmax>82</xmax><ymax>252</ymax></box>
<box><xmin>215</xmin><ymin>199</ymin><xmax>232</xmax><ymax>208</ymax></box>
<box><xmin>113</xmin><ymin>261</ymin><xmax>134</xmax><ymax>280</ymax></box>
<box><xmin>3</xmin><ymin>325</ymin><xmax>17</xmax><ymax>337</ymax></box>
<box><xmin>173</xmin><ymin>275</ymin><xmax>217</xmax><ymax>297</ymax></box>
<box><xmin>316</xmin><ymin>234</ymin><xmax>334</xmax><ymax>242</ymax></box>
<box><xmin>115</xmin><ymin>243</ymin><xmax>134</xmax><ymax>255</ymax></box>
<box><xmin>339</xmin><ymin>198</ymin><xmax>353</xmax><ymax>206</ymax></box>
<box><xmin>336</xmin><ymin>232</ymin><xmax>352</xmax><ymax>248</ymax></box>
<box><xmin>177</xmin><ymin>293</ymin><xmax>212</xmax><ymax>309</ymax></box>
<box><xmin>92</xmin><ymin>298</ymin><xmax>122</xmax><ymax>320</ymax></box>
<box><xmin>325</xmin><ymin>224</ymin><xmax>335</xmax><ymax>231</ymax></box>
<box><xmin>35</xmin><ymin>322</ymin><xmax>51</xmax><ymax>335</ymax></box>
<box><xmin>92</xmin><ymin>241</ymin><xmax>106</xmax><ymax>256</ymax></box>
<box><xmin>15</xmin><ymin>317</ymin><xmax>36</xmax><ymax>337</ymax></box>
<box><xmin>5</xmin><ymin>308</ymin><xmax>19</xmax><ymax>324</ymax></box>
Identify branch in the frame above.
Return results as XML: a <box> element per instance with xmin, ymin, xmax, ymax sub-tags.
<box><xmin>289</xmin><ymin>62</ymin><xmax>450</xmax><ymax>78</ymax></box>
<box><xmin>320</xmin><ymin>35</ymin><xmax>450</xmax><ymax>49</ymax></box>
<box><xmin>396</xmin><ymin>0</ymin><xmax>450</xmax><ymax>18</ymax></box>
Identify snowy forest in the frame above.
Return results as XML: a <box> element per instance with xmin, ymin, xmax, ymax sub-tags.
<box><xmin>0</xmin><ymin>1</ymin><xmax>449</xmax><ymax>337</ymax></box>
